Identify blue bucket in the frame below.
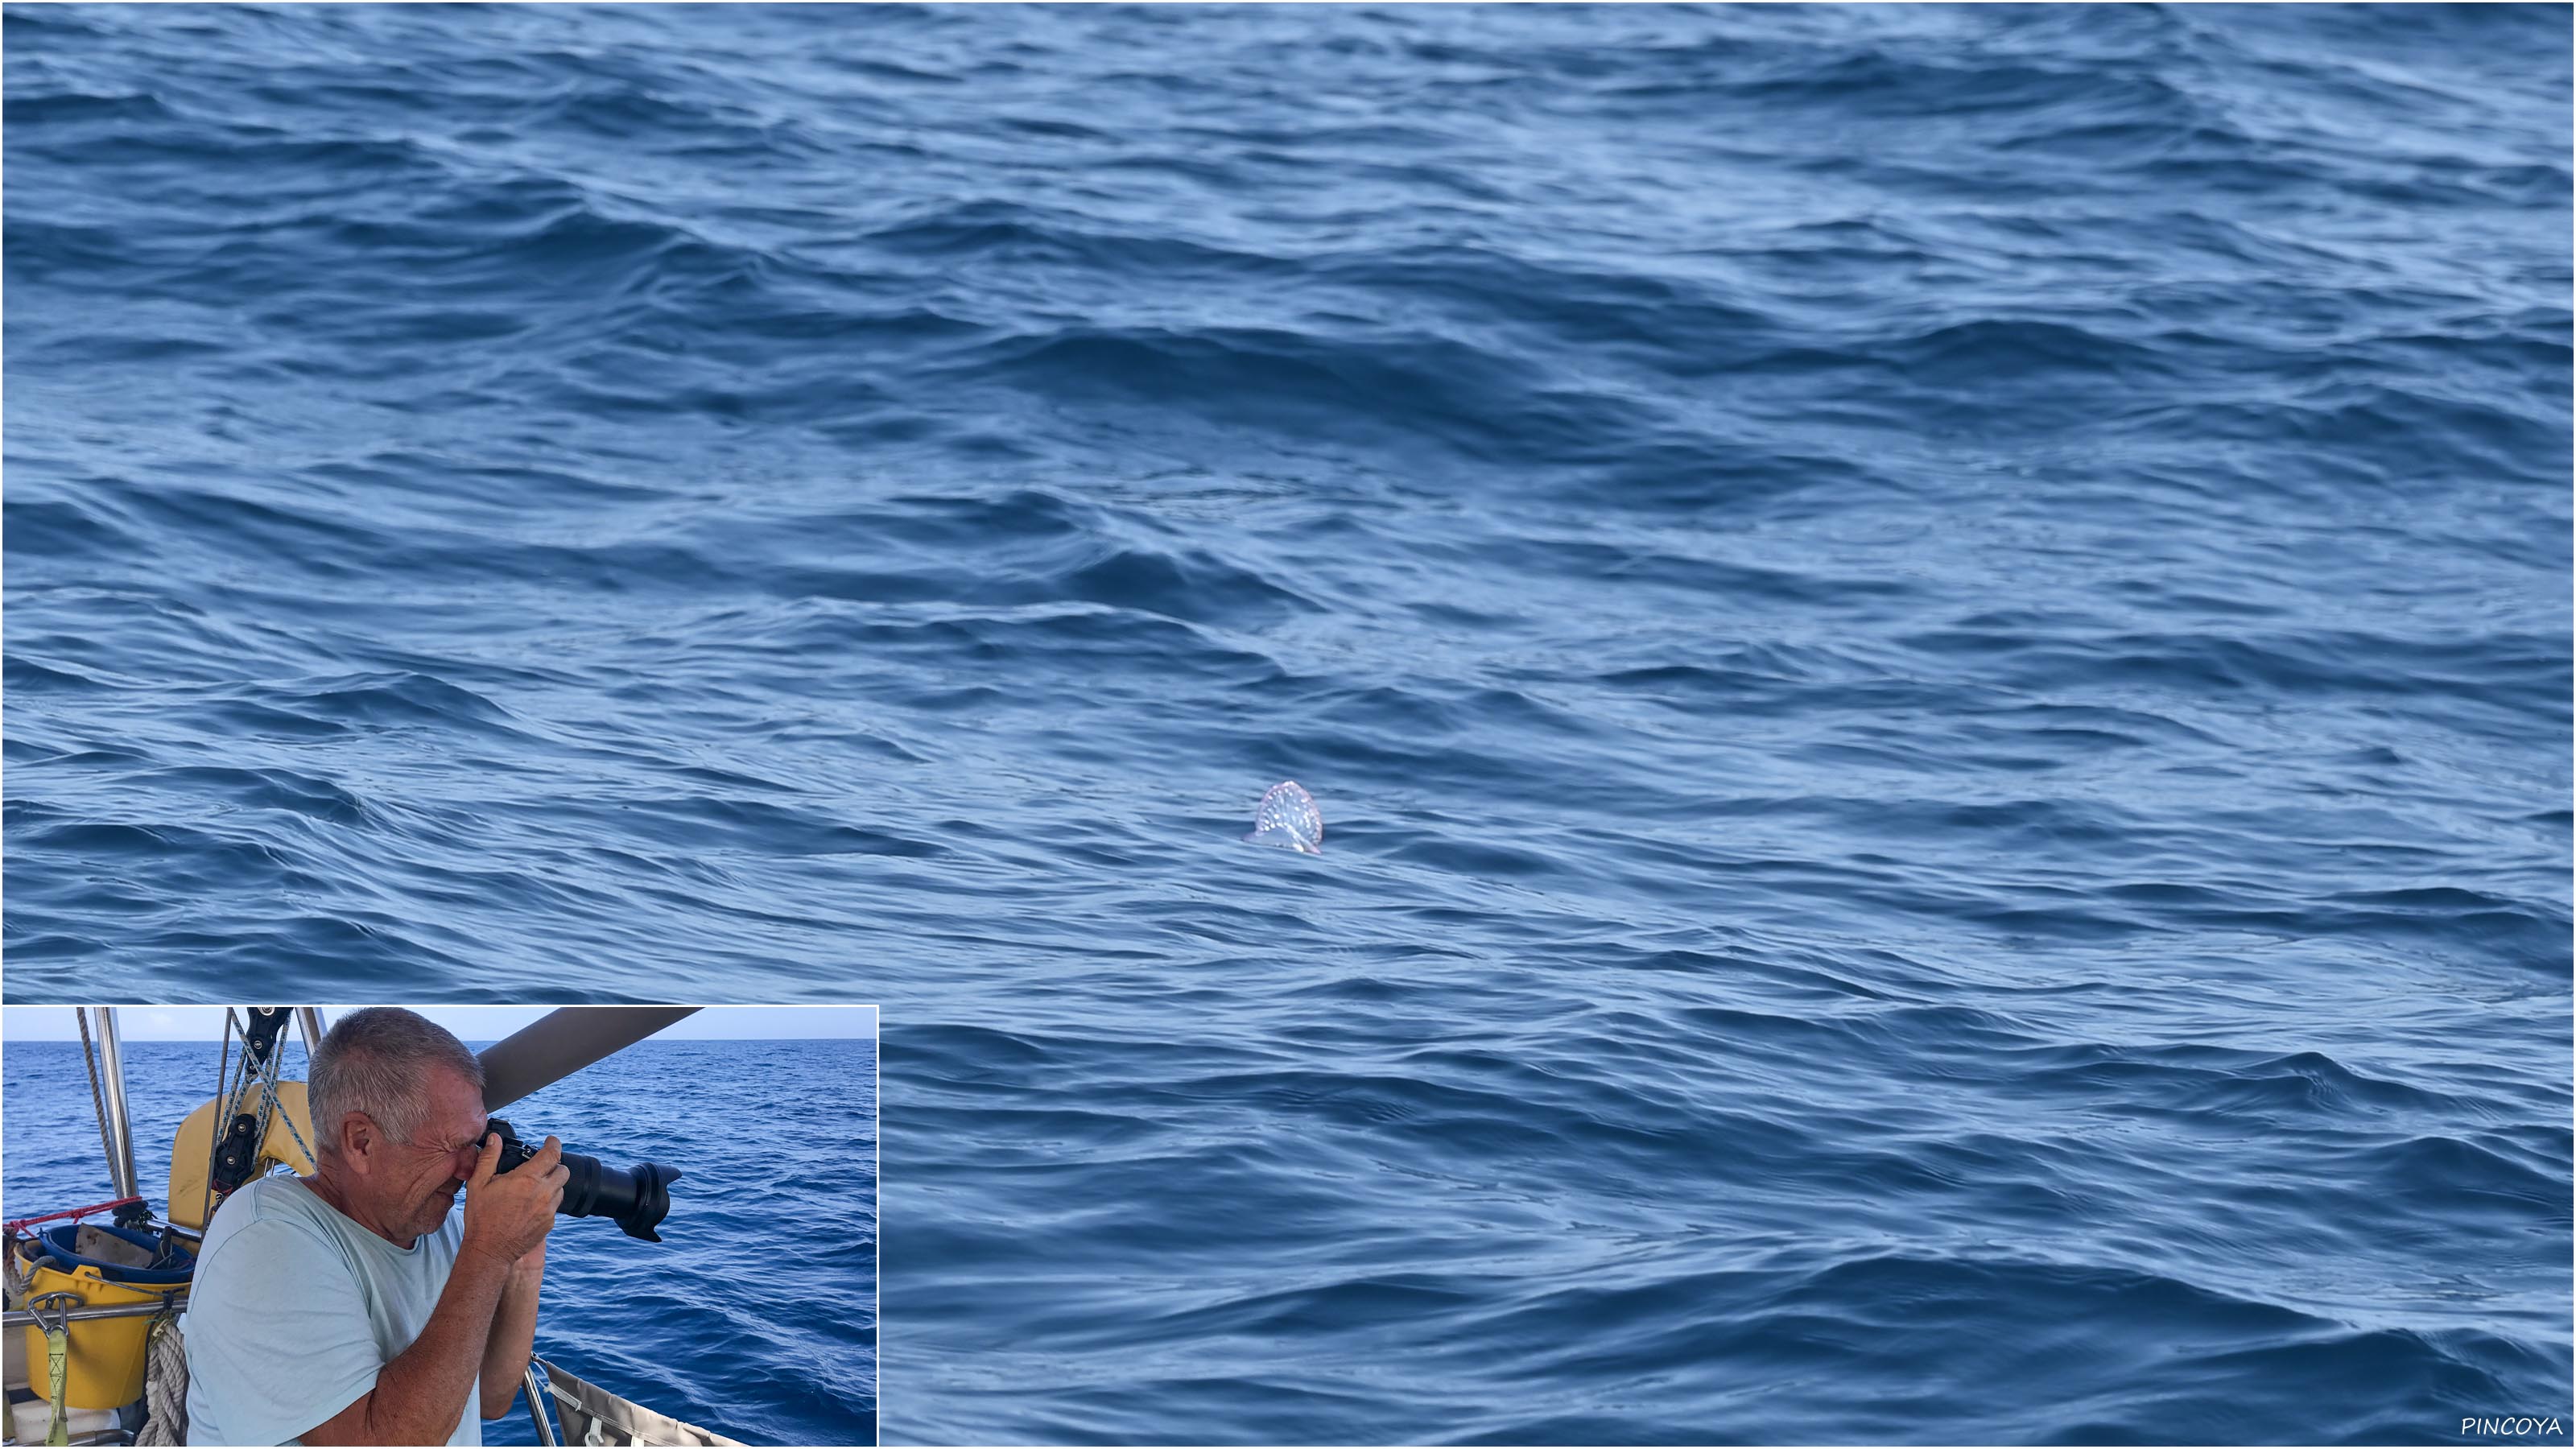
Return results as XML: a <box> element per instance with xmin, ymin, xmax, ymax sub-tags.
<box><xmin>33</xmin><ymin>1224</ymin><xmax>193</xmax><ymax>1286</ymax></box>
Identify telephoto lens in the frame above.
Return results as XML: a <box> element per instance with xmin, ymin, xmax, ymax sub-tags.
<box><xmin>487</xmin><ymin>1117</ymin><xmax>683</xmax><ymax>1242</ymax></box>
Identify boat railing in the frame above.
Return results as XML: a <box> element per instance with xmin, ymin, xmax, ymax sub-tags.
<box><xmin>0</xmin><ymin>1294</ymin><xmax>185</xmax><ymax>1331</ymax></box>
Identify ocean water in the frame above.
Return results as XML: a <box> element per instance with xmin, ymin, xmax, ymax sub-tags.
<box><xmin>0</xmin><ymin>1034</ymin><xmax>878</xmax><ymax>1445</ymax></box>
<box><xmin>3</xmin><ymin>3</ymin><xmax>2569</xmax><ymax>1444</ymax></box>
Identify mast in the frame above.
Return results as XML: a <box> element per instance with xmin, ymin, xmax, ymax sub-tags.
<box><xmin>91</xmin><ymin>1008</ymin><xmax>142</xmax><ymax>1201</ymax></box>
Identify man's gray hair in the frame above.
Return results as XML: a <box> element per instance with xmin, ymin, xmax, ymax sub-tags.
<box><xmin>308</xmin><ymin>1008</ymin><xmax>484</xmax><ymax>1152</ymax></box>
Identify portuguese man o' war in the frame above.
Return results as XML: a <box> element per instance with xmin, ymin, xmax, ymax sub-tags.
<box><xmin>1245</xmin><ymin>781</ymin><xmax>1323</xmax><ymax>854</ymax></box>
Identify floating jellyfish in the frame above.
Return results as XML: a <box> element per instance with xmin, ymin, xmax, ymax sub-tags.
<box><xmin>1245</xmin><ymin>780</ymin><xmax>1323</xmax><ymax>854</ymax></box>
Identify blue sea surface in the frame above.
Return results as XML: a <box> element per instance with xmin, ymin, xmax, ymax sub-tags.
<box><xmin>0</xmin><ymin>1034</ymin><xmax>878</xmax><ymax>1446</ymax></box>
<box><xmin>4</xmin><ymin>3</ymin><xmax>2570</xmax><ymax>1445</ymax></box>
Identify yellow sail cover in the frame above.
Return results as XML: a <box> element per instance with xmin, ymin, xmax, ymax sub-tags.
<box><xmin>166</xmin><ymin>1083</ymin><xmax>316</xmax><ymax>1231</ymax></box>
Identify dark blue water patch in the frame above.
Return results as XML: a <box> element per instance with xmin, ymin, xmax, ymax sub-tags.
<box><xmin>0</xmin><ymin>1036</ymin><xmax>876</xmax><ymax>1445</ymax></box>
<box><xmin>7</xmin><ymin>2</ymin><xmax>2571</xmax><ymax>1443</ymax></box>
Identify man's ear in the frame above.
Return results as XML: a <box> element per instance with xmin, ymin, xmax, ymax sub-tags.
<box><xmin>339</xmin><ymin>1112</ymin><xmax>381</xmax><ymax>1172</ymax></box>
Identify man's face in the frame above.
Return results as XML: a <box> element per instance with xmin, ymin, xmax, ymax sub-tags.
<box><xmin>366</xmin><ymin>1063</ymin><xmax>489</xmax><ymax>1243</ymax></box>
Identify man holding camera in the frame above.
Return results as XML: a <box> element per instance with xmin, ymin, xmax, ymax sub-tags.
<box><xmin>184</xmin><ymin>1008</ymin><xmax>570</xmax><ymax>1446</ymax></box>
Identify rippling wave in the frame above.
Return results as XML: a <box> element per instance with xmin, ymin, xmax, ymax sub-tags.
<box><xmin>6</xmin><ymin>3</ymin><xmax>2568</xmax><ymax>1443</ymax></box>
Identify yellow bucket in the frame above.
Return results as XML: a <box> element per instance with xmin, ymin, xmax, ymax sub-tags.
<box><xmin>14</xmin><ymin>1244</ymin><xmax>176</xmax><ymax>1410</ymax></box>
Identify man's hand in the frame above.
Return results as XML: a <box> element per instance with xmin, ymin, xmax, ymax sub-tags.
<box><xmin>460</xmin><ymin>1132</ymin><xmax>564</xmax><ymax>1269</ymax></box>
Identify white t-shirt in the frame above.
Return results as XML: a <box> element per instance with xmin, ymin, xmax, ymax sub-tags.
<box><xmin>182</xmin><ymin>1176</ymin><xmax>481</xmax><ymax>1446</ymax></box>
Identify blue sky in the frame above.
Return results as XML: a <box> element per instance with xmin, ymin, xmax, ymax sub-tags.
<box><xmin>0</xmin><ymin>1005</ymin><xmax>877</xmax><ymax>1042</ymax></box>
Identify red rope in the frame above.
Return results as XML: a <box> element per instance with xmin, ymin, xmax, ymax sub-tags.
<box><xmin>2</xmin><ymin>1196</ymin><xmax>144</xmax><ymax>1235</ymax></box>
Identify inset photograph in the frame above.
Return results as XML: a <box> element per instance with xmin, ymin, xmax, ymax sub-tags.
<box><xmin>2</xmin><ymin>1005</ymin><xmax>876</xmax><ymax>1447</ymax></box>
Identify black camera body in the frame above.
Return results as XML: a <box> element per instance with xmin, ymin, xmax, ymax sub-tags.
<box><xmin>488</xmin><ymin>1117</ymin><xmax>682</xmax><ymax>1243</ymax></box>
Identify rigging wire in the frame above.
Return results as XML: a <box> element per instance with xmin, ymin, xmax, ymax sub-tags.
<box><xmin>201</xmin><ymin>1010</ymin><xmax>241</xmax><ymax>1231</ymax></box>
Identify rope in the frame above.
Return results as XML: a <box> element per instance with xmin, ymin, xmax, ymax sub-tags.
<box><xmin>201</xmin><ymin>1011</ymin><xmax>238</xmax><ymax>1229</ymax></box>
<box><xmin>200</xmin><ymin>1007</ymin><xmax>318</xmax><ymax>1228</ymax></box>
<box><xmin>134</xmin><ymin>1309</ymin><xmax>189</xmax><ymax>1447</ymax></box>
<box><xmin>250</xmin><ymin>1064</ymin><xmax>315</xmax><ymax>1169</ymax></box>
<box><xmin>76</xmin><ymin>1010</ymin><xmax>119</xmax><ymax>1199</ymax></box>
<box><xmin>286</xmin><ymin>1009</ymin><xmax>323</xmax><ymax>1162</ymax></box>
<box><xmin>203</xmin><ymin>1009</ymin><xmax>317</xmax><ymax>1226</ymax></box>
